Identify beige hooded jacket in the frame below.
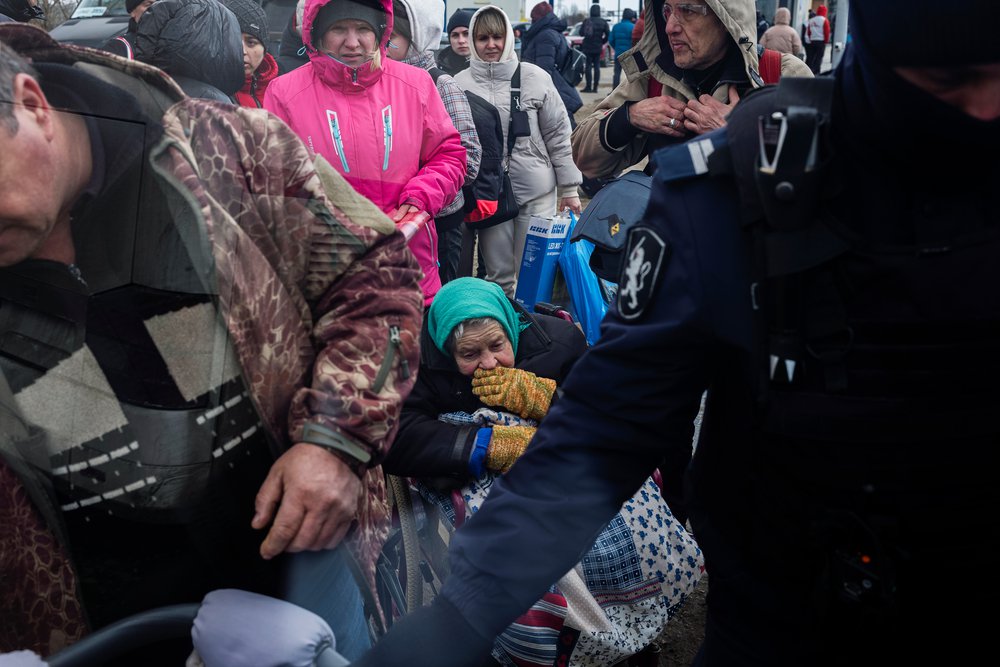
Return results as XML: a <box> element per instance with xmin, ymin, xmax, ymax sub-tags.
<box><xmin>761</xmin><ymin>7</ymin><xmax>805</xmax><ymax>57</ymax></box>
<box><xmin>571</xmin><ymin>0</ymin><xmax>812</xmax><ymax>179</ymax></box>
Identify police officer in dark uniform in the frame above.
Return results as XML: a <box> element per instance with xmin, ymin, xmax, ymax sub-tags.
<box><xmin>356</xmin><ymin>2</ymin><xmax>1000</xmax><ymax>665</ymax></box>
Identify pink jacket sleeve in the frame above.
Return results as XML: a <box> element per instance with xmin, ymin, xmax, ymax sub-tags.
<box><xmin>400</xmin><ymin>78</ymin><xmax>467</xmax><ymax>217</ymax></box>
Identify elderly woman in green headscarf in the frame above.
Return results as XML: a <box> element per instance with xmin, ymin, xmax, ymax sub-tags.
<box><xmin>382</xmin><ymin>278</ymin><xmax>587</xmax><ymax>479</ymax></box>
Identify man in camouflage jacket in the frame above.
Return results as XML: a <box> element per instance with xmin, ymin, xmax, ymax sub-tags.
<box><xmin>0</xmin><ymin>23</ymin><xmax>422</xmax><ymax>657</ymax></box>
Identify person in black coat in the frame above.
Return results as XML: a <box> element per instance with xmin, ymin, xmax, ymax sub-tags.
<box><xmin>521</xmin><ymin>1</ymin><xmax>582</xmax><ymax>128</ymax></box>
<box><xmin>275</xmin><ymin>0</ymin><xmax>308</xmax><ymax>74</ymax></box>
<box><xmin>579</xmin><ymin>2</ymin><xmax>609</xmax><ymax>92</ymax></box>
<box><xmin>435</xmin><ymin>7</ymin><xmax>474</xmax><ymax>76</ymax></box>
<box><xmin>100</xmin><ymin>0</ymin><xmax>155</xmax><ymax>60</ymax></box>
<box><xmin>133</xmin><ymin>0</ymin><xmax>245</xmax><ymax>101</ymax></box>
<box><xmin>383</xmin><ymin>278</ymin><xmax>586</xmax><ymax>481</ymax></box>
<box><xmin>0</xmin><ymin>0</ymin><xmax>42</xmax><ymax>22</ymax></box>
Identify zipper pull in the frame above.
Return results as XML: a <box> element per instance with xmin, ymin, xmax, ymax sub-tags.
<box><xmin>382</xmin><ymin>105</ymin><xmax>392</xmax><ymax>171</ymax></box>
<box><xmin>326</xmin><ymin>110</ymin><xmax>351</xmax><ymax>173</ymax></box>
<box><xmin>390</xmin><ymin>325</ymin><xmax>410</xmax><ymax>380</ymax></box>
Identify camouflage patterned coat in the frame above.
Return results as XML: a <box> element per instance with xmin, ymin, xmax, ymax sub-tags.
<box><xmin>0</xmin><ymin>23</ymin><xmax>422</xmax><ymax>654</ymax></box>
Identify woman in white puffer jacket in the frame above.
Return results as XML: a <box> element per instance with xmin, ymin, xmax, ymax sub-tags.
<box><xmin>455</xmin><ymin>4</ymin><xmax>582</xmax><ymax>297</ymax></box>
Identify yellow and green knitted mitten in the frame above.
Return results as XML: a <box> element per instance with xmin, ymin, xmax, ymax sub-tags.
<box><xmin>486</xmin><ymin>425</ymin><xmax>536</xmax><ymax>473</ymax></box>
<box><xmin>472</xmin><ymin>367</ymin><xmax>557</xmax><ymax>421</ymax></box>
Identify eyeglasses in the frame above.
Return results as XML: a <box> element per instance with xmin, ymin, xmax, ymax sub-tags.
<box><xmin>662</xmin><ymin>3</ymin><xmax>710</xmax><ymax>24</ymax></box>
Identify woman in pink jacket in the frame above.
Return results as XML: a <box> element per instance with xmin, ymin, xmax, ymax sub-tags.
<box><xmin>265</xmin><ymin>0</ymin><xmax>467</xmax><ymax>306</ymax></box>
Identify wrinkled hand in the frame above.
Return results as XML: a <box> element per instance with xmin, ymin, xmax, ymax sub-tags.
<box><xmin>486</xmin><ymin>425</ymin><xmax>536</xmax><ymax>473</ymax></box>
<box><xmin>472</xmin><ymin>366</ymin><xmax>556</xmax><ymax>421</ymax></box>
<box><xmin>392</xmin><ymin>208</ymin><xmax>431</xmax><ymax>240</ymax></box>
<box><xmin>683</xmin><ymin>85</ymin><xmax>740</xmax><ymax>135</ymax></box>
<box><xmin>560</xmin><ymin>196</ymin><xmax>582</xmax><ymax>215</ymax></box>
<box><xmin>252</xmin><ymin>443</ymin><xmax>361</xmax><ymax>560</ymax></box>
<box><xmin>627</xmin><ymin>95</ymin><xmax>690</xmax><ymax>138</ymax></box>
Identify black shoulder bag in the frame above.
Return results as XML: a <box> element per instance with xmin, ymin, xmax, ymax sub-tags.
<box><xmin>468</xmin><ymin>65</ymin><xmax>527</xmax><ymax>230</ymax></box>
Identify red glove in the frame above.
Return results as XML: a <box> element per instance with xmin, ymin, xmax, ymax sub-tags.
<box><xmin>464</xmin><ymin>199</ymin><xmax>498</xmax><ymax>223</ymax></box>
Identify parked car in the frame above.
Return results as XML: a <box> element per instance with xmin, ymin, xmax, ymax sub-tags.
<box><xmin>48</xmin><ymin>0</ymin><xmax>130</xmax><ymax>49</ymax></box>
<box><xmin>565</xmin><ymin>21</ymin><xmax>610</xmax><ymax>67</ymax></box>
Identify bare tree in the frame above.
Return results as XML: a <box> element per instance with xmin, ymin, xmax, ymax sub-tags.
<box><xmin>39</xmin><ymin>0</ymin><xmax>83</xmax><ymax>29</ymax></box>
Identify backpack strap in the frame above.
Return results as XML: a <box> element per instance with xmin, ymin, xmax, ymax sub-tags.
<box><xmin>506</xmin><ymin>65</ymin><xmax>521</xmax><ymax>160</ymax></box>
<box><xmin>758</xmin><ymin>47</ymin><xmax>782</xmax><ymax>85</ymax></box>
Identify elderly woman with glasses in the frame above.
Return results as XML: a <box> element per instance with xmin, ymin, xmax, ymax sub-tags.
<box><xmin>571</xmin><ymin>0</ymin><xmax>812</xmax><ymax>181</ymax></box>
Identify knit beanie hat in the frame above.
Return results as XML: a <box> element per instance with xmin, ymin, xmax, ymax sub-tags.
<box><xmin>125</xmin><ymin>0</ymin><xmax>144</xmax><ymax>13</ymax></box>
<box><xmin>427</xmin><ymin>278</ymin><xmax>530</xmax><ymax>357</ymax></box>
<box><xmin>850</xmin><ymin>1</ymin><xmax>1000</xmax><ymax>67</ymax></box>
<box><xmin>391</xmin><ymin>0</ymin><xmax>410</xmax><ymax>41</ymax></box>
<box><xmin>221</xmin><ymin>0</ymin><xmax>269</xmax><ymax>48</ymax></box>
<box><xmin>313</xmin><ymin>0</ymin><xmax>387</xmax><ymax>46</ymax></box>
<box><xmin>529</xmin><ymin>2</ymin><xmax>551</xmax><ymax>22</ymax></box>
<box><xmin>446</xmin><ymin>7</ymin><xmax>473</xmax><ymax>35</ymax></box>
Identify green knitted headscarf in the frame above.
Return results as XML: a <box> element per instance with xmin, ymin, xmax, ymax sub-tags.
<box><xmin>428</xmin><ymin>278</ymin><xmax>530</xmax><ymax>357</ymax></box>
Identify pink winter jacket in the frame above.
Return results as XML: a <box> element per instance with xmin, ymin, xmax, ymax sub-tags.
<box><xmin>264</xmin><ymin>0</ymin><xmax>467</xmax><ymax>305</ymax></box>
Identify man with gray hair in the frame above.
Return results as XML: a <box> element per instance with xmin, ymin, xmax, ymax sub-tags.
<box><xmin>0</xmin><ymin>22</ymin><xmax>422</xmax><ymax>661</ymax></box>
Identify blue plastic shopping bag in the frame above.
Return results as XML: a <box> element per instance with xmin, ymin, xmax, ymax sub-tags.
<box><xmin>559</xmin><ymin>212</ymin><xmax>609</xmax><ymax>345</ymax></box>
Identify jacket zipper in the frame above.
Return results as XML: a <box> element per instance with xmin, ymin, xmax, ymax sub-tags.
<box><xmin>425</xmin><ymin>224</ymin><xmax>439</xmax><ymax>269</ymax></box>
<box><xmin>326</xmin><ymin>110</ymin><xmax>350</xmax><ymax>173</ymax></box>
<box><xmin>373</xmin><ymin>324</ymin><xmax>410</xmax><ymax>393</ymax></box>
<box><xmin>250</xmin><ymin>75</ymin><xmax>261</xmax><ymax>108</ymax></box>
<box><xmin>381</xmin><ymin>105</ymin><xmax>392</xmax><ymax>171</ymax></box>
